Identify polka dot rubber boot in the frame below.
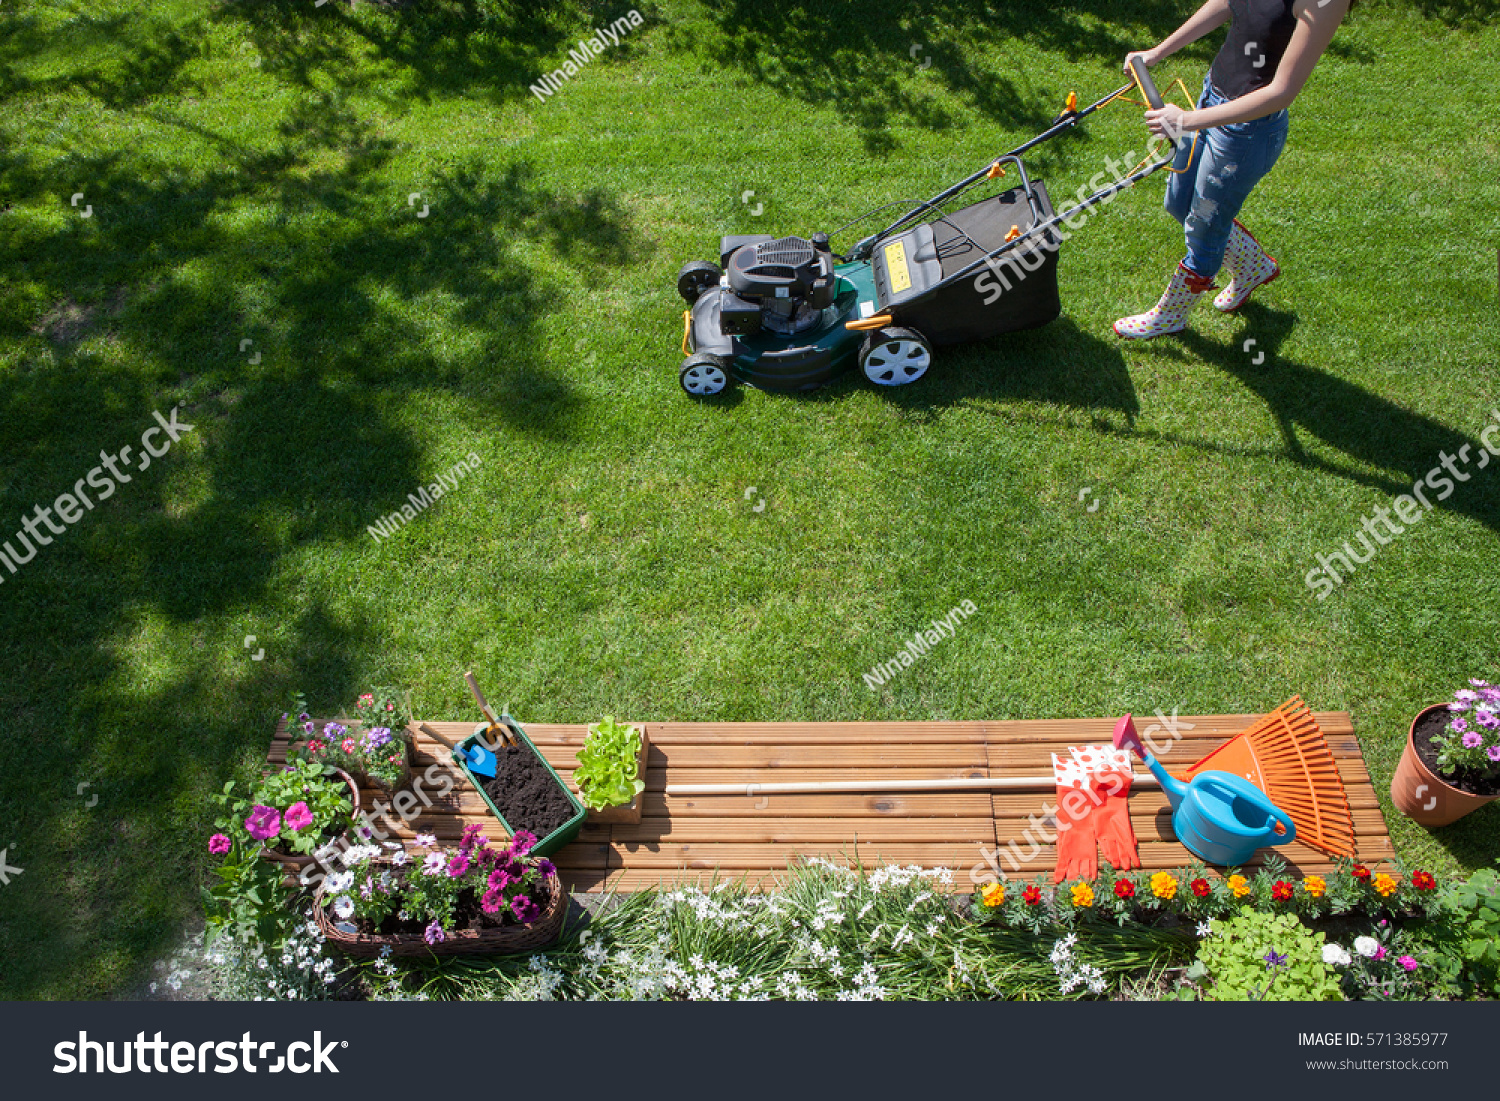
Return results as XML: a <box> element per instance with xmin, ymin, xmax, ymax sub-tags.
<box><xmin>1213</xmin><ymin>219</ymin><xmax>1280</xmax><ymax>313</ymax></box>
<box><xmin>1112</xmin><ymin>263</ymin><xmax>1217</xmax><ymax>340</ymax></box>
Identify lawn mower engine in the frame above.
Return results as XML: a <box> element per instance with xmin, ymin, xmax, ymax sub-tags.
<box><xmin>718</xmin><ymin>233</ymin><xmax>837</xmax><ymax>337</ymax></box>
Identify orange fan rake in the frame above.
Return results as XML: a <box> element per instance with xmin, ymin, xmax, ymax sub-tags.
<box><xmin>1182</xmin><ymin>697</ymin><xmax>1356</xmax><ymax>858</ymax></box>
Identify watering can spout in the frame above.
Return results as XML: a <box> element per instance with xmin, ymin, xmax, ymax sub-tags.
<box><xmin>1144</xmin><ymin>752</ymin><xmax>1189</xmax><ymax>806</ymax></box>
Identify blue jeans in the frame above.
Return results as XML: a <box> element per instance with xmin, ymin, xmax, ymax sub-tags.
<box><xmin>1164</xmin><ymin>75</ymin><xmax>1288</xmax><ymax>278</ymax></box>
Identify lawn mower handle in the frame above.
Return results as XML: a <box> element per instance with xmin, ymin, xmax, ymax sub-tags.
<box><xmin>846</xmin><ymin>81</ymin><xmax>1134</xmax><ymax>261</ymax></box>
<box><xmin>1129</xmin><ymin>57</ymin><xmax>1165</xmax><ymax>111</ymax></box>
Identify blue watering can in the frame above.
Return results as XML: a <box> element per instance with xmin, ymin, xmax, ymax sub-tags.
<box><xmin>1114</xmin><ymin>715</ymin><xmax>1295</xmax><ymax>867</ymax></box>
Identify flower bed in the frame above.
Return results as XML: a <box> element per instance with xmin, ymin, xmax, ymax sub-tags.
<box><xmin>313</xmin><ymin>825</ymin><xmax>566</xmax><ymax>957</ymax></box>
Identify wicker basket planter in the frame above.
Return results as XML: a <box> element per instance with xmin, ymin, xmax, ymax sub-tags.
<box><xmin>259</xmin><ymin>768</ymin><xmax>361</xmax><ymax>872</ymax></box>
<box><xmin>313</xmin><ymin>861</ymin><xmax>568</xmax><ymax>957</ymax></box>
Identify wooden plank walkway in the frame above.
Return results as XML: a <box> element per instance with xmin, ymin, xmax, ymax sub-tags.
<box><xmin>267</xmin><ymin>712</ymin><xmax>1394</xmax><ymax>895</ymax></box>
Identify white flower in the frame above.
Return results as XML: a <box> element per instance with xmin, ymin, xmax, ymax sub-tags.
<box><xmin>422</xmin><ymin>852</ymin><xmax>447</xmax><ymax>876</ymax></box>
<box><xmin>325</xmin><ymin>870</ymin><xmax>354</xmax><ymax>893</ymax></box>
<box><xmin>1353</xmin><ymin>936</ymin><xmax>1380</xmax><ymax>958</ymax></box>
<box><xmin>1322</xmin><ymin>943</ymin><xmax>1352</xmax><ymax>967</ymax></box>
<box><xmin>415</xmin><ymin>833</ymin><xmax>438</xmax><ymax>848</ymax></box>
<box><xmin>333</xmin><ymin>896</ymin><xmax>355</xmax><ymax>920</ymax></box>
<box><xmin>391</xmin><ymin>850</ymin><xmax>410</xmax><ymax>866</ymax></box>
<box><xmin>1195</xmin><ymin>921</ymin><xmax>1214</xmax><ymax>938</ymax></box>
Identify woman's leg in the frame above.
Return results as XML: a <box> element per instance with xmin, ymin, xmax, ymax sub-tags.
<box><xmin>1179</xmin><ymin>116</ymin><xmax>1288</xmax><ymax>279</ymax></box>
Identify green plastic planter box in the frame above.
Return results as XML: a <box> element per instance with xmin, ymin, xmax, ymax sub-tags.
<box><xmin>453</xmin><ymin>714</ymin><xmax>586</xmax><ymax>858</ymax></box>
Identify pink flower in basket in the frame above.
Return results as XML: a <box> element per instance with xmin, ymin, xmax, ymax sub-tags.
<box><xmin>208</xmin><ymin>833</ymin><xmax>231</xmax><ymax>855</ymax></box>
<box><xmin>510</xmin><ymin>894</ymin><xmax>540</xmax><ymax>923</ymax></box>
<box><xmin>283</xmin><ymin>802</ymin><xmax>314</xmax><ymax>832</ymax></box>
<box><xmin>244</xmin><ymin>805</ymin><xmax>281</xmax><ymax>841</ymax></box>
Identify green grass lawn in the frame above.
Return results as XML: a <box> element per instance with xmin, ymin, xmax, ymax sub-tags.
<box><xmin>1</xmin><ymin>0</ymin><xmax>1498</xmax><ymax>999</ymax></box>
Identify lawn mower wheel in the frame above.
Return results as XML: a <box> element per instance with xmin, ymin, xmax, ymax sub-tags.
<box><xmin>679</xmin><ymin>353</ymin><xmax>732</xmax><ymax>397</ymax></box>
<box><xmin>677</xmin><ymin>260</ymin><xmax>723</xmax><ymax>304</ymax></box>
<box><xmin>859</xmin><ymin>326</ymin><xmax>932</xmax><ymax>387</ymax></box>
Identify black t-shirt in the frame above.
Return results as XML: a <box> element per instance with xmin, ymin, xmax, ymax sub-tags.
<box><xmin>1210</xmin><ymin>0</ymin><xmax>1299</xmax><ymax>99</ymax></box>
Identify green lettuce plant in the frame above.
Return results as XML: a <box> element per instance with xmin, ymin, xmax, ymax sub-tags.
<box><xmin>574</xmin><ymin>716</ymin><xmax>645</xmax><ymax>811</ymax></box>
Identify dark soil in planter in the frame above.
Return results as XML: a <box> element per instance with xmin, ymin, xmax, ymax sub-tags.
<box><xmin>347</xmin><ymin>877</ymin><xmax>555</xmax><ymax>937</ymax></box>
<box><xmin>480</xmin><ymin>742</ymin><xmax>576</xmax><ymax>837</ymax></box>
<box><xmin>1413</xmin><ymin>707</ymin><xmax>1500</xmax><ymax>797</ymax></box>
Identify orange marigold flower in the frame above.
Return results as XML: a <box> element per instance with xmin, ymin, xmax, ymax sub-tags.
<box><xmin>1150</xmin><ymin>872</ymin><xmax>1178</xmax><ymax>900</ymax></box>
<box><xmin>1227</xmin><ymin>874</ymin><xmax>1250</xmax><ymax>898</ymax></box>
<box><xmin>1374</xmin><ymin>873</ymin><xmax>1399</xmax><ymax>897</ymax></box>
<box><xmin>1302</xmin><ymin>875</ymin><xmax>1327</xmax><ymax>898</ymax></box>
<box><xmin>981</xmin><ymin>882</ymin><xmax>1006</xmax><ymax>908</ymax></box>
<box><xmin>1071</xmin><ymin>881</ymin><xmax>1095</xmax><ymax>908</ymax></box>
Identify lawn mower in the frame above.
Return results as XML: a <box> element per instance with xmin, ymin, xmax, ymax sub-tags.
<box><xmin>673</xmin><ymin>62</ymin><xmax>1185</xmax><ymax>397</ymax></box>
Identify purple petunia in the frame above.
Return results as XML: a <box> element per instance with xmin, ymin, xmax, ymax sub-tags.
<box><xmin>303</xmin><ymin>721</ymin><xmax>316</xmax><ymax>735</ymax></box>
<box><xmin>511</xmin><ymin>830</ymin><xmax>537</xmax><ymax>857</ymax></box>
<box><xmin>458</xmin><ymin>823</ymin><xmax>485</xmax><ymax>856</ymax></box>
<box><xmin>244</xmin><ymin>804</ymin><xmax>281</xmax><ymax>841</ymax></box>
<box><xmin>208</xmin><ymin>832</ymin><xmax>231</xmax><ymax>855</ymax></box>
<box><xmin>536</xmin><ymin>858</ymin><xmax>556</xmax><ymax>878</ymax></box>
<box><xmin>1463</xmin><ymin>732</ymin><xmax>1483</xmax><ymax>748</ymax></box>
<box><xmin>424</xmin><ymin>920</ymin><xmax>445</xmax><ymax>945</ymax></box>
<box><xmin>447</xmin><ymin>853</ymin><xmax>471</xmax><ymax>878</ymax></box>
<box><xmin>510</xmin><ymin>894</ymin><xmax>540</xmax><ymax>924</ymax></box>
<box><xmin>1476</xmin><ymin>709</ymin><xmax>1500</xmax><ymax>730</ymax></box>
<box><xmin>1488</xmin><ymin>745</ymin><xmax>1500</xmax><ymax>763</ymax></box>
<box><xmin>323</xmin><ymin>721</ymin><xmax>347</xmax><ymax>739</ymax></box>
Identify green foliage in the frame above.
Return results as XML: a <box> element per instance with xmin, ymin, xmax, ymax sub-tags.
<box><xmin>1194</xmin><ymin>910</ymin><xmax>1341</xmax><ymax>1001</ymax></box>
<box><xmin>573</xmin><ymin>717</ymin><xmax>645</xmax><ymax>810</ymax></box>
<box><xmin>225</xmin><ymin>758</ymin><xmax>355</xmax><ymax>857</ymax></box>
<box><xmin>202</xmin><ymin>809</ymin><xmax>300</xmax><ymax>950</ymax></box>
<box><xmin>1441</xmin><ymin>864</ymin><xmax>1500</xmax><ymax>994</ymax></box>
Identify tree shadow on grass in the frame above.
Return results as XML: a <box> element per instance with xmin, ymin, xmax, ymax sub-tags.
<box><xmin>0</xmin><ymin>81</ymin><xmax>642</xmax><ymax>995</ymax></box>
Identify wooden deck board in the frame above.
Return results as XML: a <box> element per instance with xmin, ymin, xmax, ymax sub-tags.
<box><xmin>265</xmin><ymin>712</ymin><xmax>1393</xmax><ymax>894</ymax></box>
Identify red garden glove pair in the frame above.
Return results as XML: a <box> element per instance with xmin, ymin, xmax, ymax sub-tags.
<box><xmin>1051</xmin><ymin>746</ymin><xmax>1141</xmax><ymax>884</ymax></box>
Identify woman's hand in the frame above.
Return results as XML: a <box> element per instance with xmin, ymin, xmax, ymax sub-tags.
<box><xmin>1123</xmin><ymin>48</ymin><xmax>1159</xmax><ymax>76</ymax></box>
<box><xmin>1146</xmin><ymin>103</ymin><xmax>1191</xmax><ymax>139</ymax></box>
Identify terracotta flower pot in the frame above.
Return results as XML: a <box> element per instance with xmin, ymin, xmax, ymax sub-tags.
<box><xmin>260</xmin><ymin>768</ymin><xmax>362</xmax><ymax>871</ymax></box>
<box><xmin>1390</xmin><ymin>704</ymin><xmax>1499</xmax><ymax>827</ymax></box>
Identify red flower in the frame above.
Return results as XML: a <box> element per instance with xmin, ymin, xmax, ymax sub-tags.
<box><xmin>1352</xmin><ymin>864</ymin><xmax>1371</xmax><ymax>881</ymax></box>
<box><xmin>1022</xmin><ymin>885</ymin><xmax>1042</xmax><ymax>906</ymax></box>
<box><xmin>1271</xmin><ymin>880</ymin><xmax>1294</xmax><ymax>902</ymax></box>
<box><xmin>1189</xmin><ymin>878</ymin><xmax>1211</xmax><ymax>897</ymax></box>
<box><xmin>1113</xmin><ymin>878</ymin><xmax>1135</xmax><ymax>899</ymax></box>
<box><xmin>1411</xmin><ymin>870</ymin><xmax>1436</xmax><ymax>891</ymax></box>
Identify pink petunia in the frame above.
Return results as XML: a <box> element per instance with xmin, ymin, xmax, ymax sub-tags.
<box><xmin>1397</xmin><ymin>955</ymin><xmax>1419</xmax><ymax>972</ymax></box>
<box><xmin>244</xmin><ymin>804</ymin><xmax>281</xmax><ymax>841</ymax></box>
<box><xmin>1451</xmin><ymin>717</ymin><xmax>1469</xmax><ymax>733</ymax></box>
<box><xmin>283</xmin><ymin>802</ymin><xmax>314</xmax><ymax>832</ymax></box>
<box><xmin>1373</xmin><ymin>945</ymin><xmax>1388</xmax><ymax>961</ymax></box>
<box><xmin>1488</xmin><ymin>746</ymin><xmax>1500</xmax><ymax>762</ymax></box>
<box><xmin>1463</xmin><ymin>732</ymin><xmax>1483</xmax><ymax>748</ymax></box>
<box><xmin>447</xmin><ymin>853</ymin><xmax>471</xmax><ymax>878</ymax></box>
<box><xmin>208</xmin><ymin>833</ymin><xmax>231</xmax><ymax>855</ymax></box>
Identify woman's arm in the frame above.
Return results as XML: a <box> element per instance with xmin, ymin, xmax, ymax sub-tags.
<box><xmin>1126</xmin><ymin>0</ymin><xmax>1232</xmax><ymax>71</ymax></box>
<box><xmin>1147</xmin><ymin>0</ymin><xmax>1351</xmax><ymax>135</ymax></box>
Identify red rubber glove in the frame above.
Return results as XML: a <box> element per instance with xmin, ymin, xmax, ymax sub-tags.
<box><xmin>1052</xmin><ymin>753</ymin><xmax>1099</xmax><ymax>884</ymax></box>
<box><xmin>1093</xmin><ymin>766</ymin><xmax>1141</xmax><ymax>872</ymax></box>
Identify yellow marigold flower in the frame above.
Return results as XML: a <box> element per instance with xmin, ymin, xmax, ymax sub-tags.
<box><xmin>1071</xmin><ymin>881</ymin><xmax>1095</xmax><ymax>908</ymax></box>
<box><xmin>1374</xmin><ymin>873</ymin><xmax>1398</xmax><ymax>897</ymax></box>
<box><xmin>981</xmin><ymin>882</ymin><xmax>1006</xmax><ymax>907</ymax></box>
<box><xmin>1150</xmin><ymin>872</ymin><xmax>1178</xmax><ymax>900</ymax></box>
<box><xmin>1302</xmin><ymin>875</ymin><xmax>1327</xmax><ymax>898</ymax></box>
<box><xmin>1227</xmin><ymin>874</ymin><xmax>1250</xmax><ymax>898</ymax></box>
